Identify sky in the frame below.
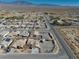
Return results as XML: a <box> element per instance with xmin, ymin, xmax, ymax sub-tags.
<box><xmin>0</xmin><ymin>0</ymin><xmax>79</xmax><ymax>6</ymax></box>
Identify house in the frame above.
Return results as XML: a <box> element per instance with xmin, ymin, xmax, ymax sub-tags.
<box><xmin>0</xmin><ymin>31</ymin><xmax>9</xmax><ymax>38</ymax></box>
<box><xmin>19</xmin><ymin>31</ymin><xmax>29</xmax><ymax>37</ymax></box>
<box><xmin>34</xmin><ymin>31</ymin><xmax>40</xmax><ymax>36</ymax></box>
<box><xmin>1</xmin><ymin>38</ymin><xmax>13</xmax><ymax>48</ymax></box>
<box><xmin>12</xmin><ymin>39</ymin><xmax>27</xmax><ymax>48</ymax></box>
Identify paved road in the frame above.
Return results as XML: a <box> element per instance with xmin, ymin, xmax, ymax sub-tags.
<box><xmin>0</xmin><ymin>53</ymin><xmax>69</xmax><ymax>59</ymax></box>
<box><xmin>43</xmin><ymin>15</ymin><xmax>69</xmax><ymax>59</ymax></box>
<box><xmin>46</xmin><ymin>18</ymin><xmax>77</xmax><ymax>59</ymax></box>
<box><xmin>44</xmin><ymin>15</ymin><xmax>77</xmax><ymax>59</ymax></box>
<box><xmin>51</xmin><ymin>26</ymin><xmax>77</xmax><ymax>59</ymax></box>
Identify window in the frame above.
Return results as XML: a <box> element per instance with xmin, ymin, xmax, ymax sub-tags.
<box><xmin>5</xmin><ymin>38</ymin><xmax>11</xmax><ymax>42</ymax></box>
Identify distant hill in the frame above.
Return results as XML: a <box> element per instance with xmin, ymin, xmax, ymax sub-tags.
<box><xmin>0</xmin><ymin>0</ymin><xmax>33</xmax><ymax>5</ymax></box>
<box><xmin>0</xmin><ymin>0</ymin><xmax>60</xmax><ymax>6</ymax></box>
<box><xmin>0</xmin><ymin>0</ymin><xmax>79</xmax><ymax>8</ymax></box>
<box><xmin>11</xmin><ymin>0</ymin><xmax>33</xmax><ymax>5</ymax></box>
<box><xmin>38</xmin><ymin>4</ymin><xmax>60</xmax><ymax>6</ymax></box>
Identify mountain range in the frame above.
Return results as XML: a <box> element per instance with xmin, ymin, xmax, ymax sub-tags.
<box><xmin>0</xmin><ymin>0</ymin><xmax>60</xmax><ymax>6</ymax></box>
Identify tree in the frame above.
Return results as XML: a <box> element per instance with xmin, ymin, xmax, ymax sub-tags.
<box><xmin>44</xmin><ymin>12</ymin><xmax>48</xmax><ymax>15</ymax></box>
<box><xmin>54</xmin><ymin>17</ymin><xmax>60</xmax><ymax>20</ymax></box>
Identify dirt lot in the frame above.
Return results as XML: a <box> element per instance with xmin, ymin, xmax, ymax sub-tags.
<box><xmin>59</xmin><ymin>27</ymin><xmax>79</xmax><ymax>59</ymax></box>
